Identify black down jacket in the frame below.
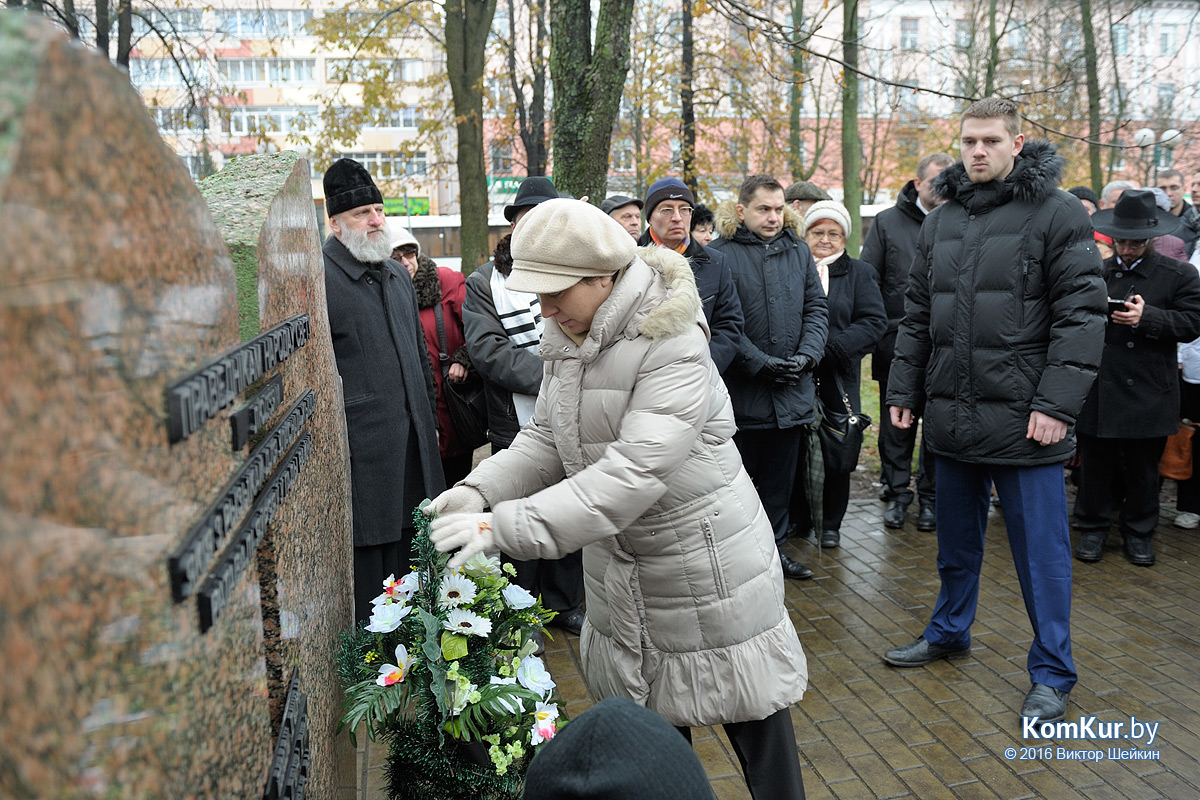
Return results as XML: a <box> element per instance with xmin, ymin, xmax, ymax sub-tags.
<box><xmin>1076</xmin><ymin>250</ymin><xmax>1200</xmax><ymax>439</ymax></box>
<box><xmin>886</xmin><ymin>140</ymin><xmax>1108</xmax><ymax>466</ymax></box>
<box><xmin>710</xmin><ymin>202</ymin><xmax>829</xmax><ymax>430</ymax></box>
<box><xmin>860</xmin><ymin>180</ymin><xmax>925</xmax><ymax>380</ymax></box>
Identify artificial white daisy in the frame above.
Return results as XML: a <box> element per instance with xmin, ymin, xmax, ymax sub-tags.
<box><xmin>365</xmin><ymin>601</ymin><xmax>412</xmax><ymax>634</ymax></box>
<box><xmin>516</xmin><ymin>655</ymin><xmax>556</xmax><ymax>698</ymax></box>
<box><xmin>439</xmin><ymin>574</ymin><xmax>479</xmax><ymax>608</ymax></box>
<box><xmin>443</xmin><ymin>609</ymin><xmax>493</xmax><ymax>638</ymax></box>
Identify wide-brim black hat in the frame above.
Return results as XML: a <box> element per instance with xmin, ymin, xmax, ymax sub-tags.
<box><xmin>504</xmin><ymin>176</ymin><xmax>559</xmax><ymax>222</ymax></box>
<box><xmin>1092</xmin><ymin>188</ymin><xmax>1181</xmax><ymax>239</ymax></box>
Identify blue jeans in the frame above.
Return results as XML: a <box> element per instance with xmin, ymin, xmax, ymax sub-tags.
<box><xmin>924</xmin><ymin>456</ymin><xmax>1077</xmax><ymax>692</ymax></box>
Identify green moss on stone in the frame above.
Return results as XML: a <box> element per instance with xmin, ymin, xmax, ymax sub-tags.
<box><xmin>229</xmin><ymin>243</ymin><xmax>260</xmax><ymax>341</ymax></box>
<box><xmin>0</xmin><ymin>14</ymin><xmax>51</xmax><ymax>191</ymax></box>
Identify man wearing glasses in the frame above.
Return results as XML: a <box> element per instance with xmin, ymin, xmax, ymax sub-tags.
<box><xmin>636</xmin><ymin>177</ymin><xmax>744</xmax><ymax>374</ymax></box>
<box><xmin>711</xmin><ymin>175</ymin><xmax>829</xmax><ymax>581</ymax></box>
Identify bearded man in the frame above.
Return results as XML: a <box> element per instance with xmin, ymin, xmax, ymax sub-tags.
<box><xmin>322</xmin><ymin>158</ymin><xmax>445</xmax><ymax>622</ymax></box>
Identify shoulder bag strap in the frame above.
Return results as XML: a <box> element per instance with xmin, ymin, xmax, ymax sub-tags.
<box><xmin>431</xmin><ymin>301</ymin><xmax>451</xmax><ymax>379</ymax></box>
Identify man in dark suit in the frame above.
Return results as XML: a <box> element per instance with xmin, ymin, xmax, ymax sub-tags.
<box><xmin>322</xmin><ymin>158</ymin><xmax>445</xmax><ymax>622</ymax></box>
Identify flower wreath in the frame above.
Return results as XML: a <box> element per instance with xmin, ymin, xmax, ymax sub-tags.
<box><xmin>336</xmin><ymin>502</ymin><xmax>561</xmax><ymax>800</ymax></box>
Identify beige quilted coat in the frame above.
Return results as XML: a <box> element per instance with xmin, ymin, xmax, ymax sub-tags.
<box><xmin>463</xmin><ymin>246</ymin><xmax>808</xmax><ymax>727</ymax></box>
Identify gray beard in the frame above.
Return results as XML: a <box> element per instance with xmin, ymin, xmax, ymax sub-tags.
<box><xmin>340</xmin><ymin>226</ymin><xmax>393</xmax><ymax>264</ymax></box>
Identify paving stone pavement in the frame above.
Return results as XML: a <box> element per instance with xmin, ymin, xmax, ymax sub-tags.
<box><xmin>357</xmin><ymin>495</ymin><xmax>1200</xmax><ymax>799</ymax></box>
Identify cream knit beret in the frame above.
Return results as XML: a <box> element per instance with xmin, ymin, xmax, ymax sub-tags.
<box><xmin>804</xmin><ymin>200</ymin><xmax>852</xmax><ymax>239</ymax></box>
<box><xmin>506</xmin><ymin>198</ymin><xmax>637</xmax><ymax>294</ymax></box>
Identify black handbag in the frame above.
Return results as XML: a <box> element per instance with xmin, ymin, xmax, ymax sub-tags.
<box><xmin>433</xmin><ymin>301</ymin><xmax>489</xmax><ymax>451</ymax></box>
<box><xmin>816</xmin><ymin>373</ymin><xmax>870</xmax><ymax>475</ymax></box>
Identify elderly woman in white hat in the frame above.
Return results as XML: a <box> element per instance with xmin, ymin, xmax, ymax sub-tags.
<box><xmin>790</xmin><ymin>201</ymin><xmax>886</xmax><ymax>548</ymax></box>
<box><xmin>426</xmin><ymin>199</ymin><xmax>808</xmax><ymax>799</ymax></box>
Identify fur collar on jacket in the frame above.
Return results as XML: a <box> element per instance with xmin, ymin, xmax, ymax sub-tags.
<box><xmin>713</xmin><ymin>198</ymin><xmax>805</xmax><ymax>242</ymax></box>
<box><xmin>933</xmin><ymin>139</ymin><xmax>1065</xmax><ymax>206</ymax></box>
<box><xmin>411</xmin><ymin>255</ymin><xmax>442</xmax><ymax>309</ymax></box>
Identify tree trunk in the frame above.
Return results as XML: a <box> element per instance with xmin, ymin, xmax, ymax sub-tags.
<box><xmin>681</xmin><ymin>0</ymin><xmax>696</xmax><ymax>191</ymax></box>
<box><xmin>1078</xmin><ymin>0</ymin><xmax>1103</xmax><ymax>193</ymax></box>
<box><xmin>550</xmin><ymin>0</ymin><xmax>636</xmax><ymax>202</ymax></box>
<box><xmin>445</xmin><ymin>0</ymin><xmax>498</xmax><ymax>272</ymax></box>
<box><xmin>841</xmin><ymin>0</ymin><xmax>861</xmax><ymax>256</ymax></box>
<box><xmin>115</xmin><ymin>0</ymin><xmax>132</xmax><ymax>68</ymax></box>
<box><xmin>95</xmin><ymin>0</ymin><xmax>109</xmax><ymax>59</ymax></box>
<box><xmin>788</xmin><ymin>0</ymin><xmax>805</xmax><ymax>178</ymax></box>
<box><xmin>508</xmin><ymin>0</ymin><xmax>547</xmax><ymax>175</ymax></box>
<box><xmin>984</xmin><ymin>0</ymin><xmax>998</xmax><ymax>96</ymax></box>
<box><xmin>63</xmin><ymin>0</ymin><xmax>79</xmax><ymax>38</ymax></box>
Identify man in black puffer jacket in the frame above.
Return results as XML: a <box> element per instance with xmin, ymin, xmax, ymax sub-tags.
<box><xmin>880</xmin><ymin>98</ymin><xmax>1107</xmax><ymax>725</ymax></box>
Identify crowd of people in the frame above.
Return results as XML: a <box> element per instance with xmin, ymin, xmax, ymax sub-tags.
<box><xmin>318</xmin><ymin>96</ymin><xmax>1200</xmax><ymax>797</ymax></box>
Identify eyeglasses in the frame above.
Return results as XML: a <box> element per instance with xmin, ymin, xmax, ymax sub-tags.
<box><xmin>1113</xmin><ymin>238</ymin><xmax>1149</xmax><ymax>248</ymax></box>
<box><xmin>808</xmin><ymin>230</ymin><xmax>845</xmax><ymax>241</ymax></box>
<box><xmin>653</xmin><ymin>205</ymin><xmax>694</xmax><ymax>219</ymax></box>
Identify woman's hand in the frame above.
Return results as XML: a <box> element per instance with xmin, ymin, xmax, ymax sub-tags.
<box><xmin>448</xmin><ymin>363</ymin><xmax>468</xmax><ymax>382</ymax></box>
<box><xmin>424</xmin><ymin>485</ymin><xmax>486</xmax><ymax>518</ymax></box>
<box><xmin>430</xmin><ymin>513</ymin><xmax>495</xmax><ymax>570</ymax></box>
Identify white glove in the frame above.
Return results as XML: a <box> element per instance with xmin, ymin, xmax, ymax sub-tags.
<box><xmin>430</xmin><ymin>512</ymin><xmax>496</xmax><ymax>571</ymax></box>
<box><xmin>424</xmin><ymin>485</ymin><xmax>487</xmax><ymax>518</ymax></box>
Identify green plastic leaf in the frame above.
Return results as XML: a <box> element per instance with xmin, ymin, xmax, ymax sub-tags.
<box><xmin>441</xmin><ymin>632</ymin><xmax>469</xmax><ymax>661</ymax></box>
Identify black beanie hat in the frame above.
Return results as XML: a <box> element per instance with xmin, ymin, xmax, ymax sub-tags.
<box><xmin>522</xmin><ymin>698</ymin><xmax>716</xmax><ymax>800</ymax></box>
<box><xmin>323</xmin><ymin>158</ymin><xmax>383</xmax><ymax>217</ymax></box>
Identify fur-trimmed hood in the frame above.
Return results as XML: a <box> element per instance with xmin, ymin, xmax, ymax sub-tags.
<box><xmin>933</xmin><ymin>139</ymin><xmax>1065</xmax><ymax>206</ymax></box>
<box><xmin>713</xmin><ymin>198</ymin><xmax>805</xmax><ymax>242</ymax></box>
<box><xmin>634</xmin><ymin>245</ymin><xmax>704</xmax><ymax>339</ymax></box>
<box><xmin>411</xmin><ymin>254</ymin><xmax>442</xmax><ymax>308</ymax></box>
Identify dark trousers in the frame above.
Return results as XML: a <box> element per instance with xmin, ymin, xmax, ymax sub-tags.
<box><xmin>926</xmin><ymin>457</ymin><xmax>1076</xmax><ymax>692</ymax></box>
<box><xmin>736</xmin><ymin>426</ymin><xmax>806</xmax><ymax>545</ymax></box>
<box><xmin>1176</xmin><ymin>379</ymin><xmax>1200</xmax><ymax>513</ymax></box>
<box><xmin>353</xmin><ymin>537</ymin><xmax>414</xmax><ymax>624</ymax></box>
<box><xmin>1074</xmin><ymin>434</ymin><xmax>1167</xmax><ymax>539</ymax></box>
<box><xmin>878</xmin><ymin>371</ymin><xmax>935</xmax><ymax>506</ymax></box>
<box><xmin>791</xmin><ymin>460</ymin><xmax>852</xmax><ymax>532</ymax></box>
<box><xmin>677</xmin><ymin>706</ymin><xmax>805</xmax><ymax>800</ymax></box>
<box><xmin>441</xmin><ymin>452</ymin><xmax>474</xmax><ymax>487</ymax></box>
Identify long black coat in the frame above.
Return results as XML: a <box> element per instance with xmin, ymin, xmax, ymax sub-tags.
<box><xmin>637</xmin><ymin>231</ymin><xmax>745</xmax><ymax>373</ymax></box>
<box><xmin>887</xmin><ymin>140</ymin><xmax>1108</xmax><ymax>466</ymax></box>
<box><xmin>859</xmin><ymin>180</ymin><xmax>924</xmax><ymax>380</ymax></box>
<box><xmin>711</xmin><ymin>203</ymin><xmax>829</xmax><ymax>430</ymax></box>
<box><xmin>324</xmin><ymin>236</ymin><xmax>445</xmax><ymax>546</ymax></box>
<box><xmin>816</xmin><ymin>253</ymin><xmax>887</xmax><ymax>411</ymax></box>
<box><xmin>1076</xmin><ymin>250</ymin><xmax>1200</xmax><ymax>438</ymax></box>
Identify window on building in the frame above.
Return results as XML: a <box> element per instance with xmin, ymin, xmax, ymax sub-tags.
<box><xmin>1158</xmin><ymin>83</ymin><xmax>1177</xmax><ymax>111</ymax></box>
<box><xmin>336</xmin><ymin>151</ymin><xmax>428</xmax><ymax>180</ymax></box>
<box><xmin>129</xmin><ymin>58</ymin><xmax>203</xmax><ymax>88</ymax></box>
<box><xmin>215</xmin><ymin>9</ymin><xmax>313</xmax><ymax>39</ymax></box>
<box><xmin>399</xmin><ymin>59</ymin><xmax>423</xmax><ymax>82</ymax></box>
<box><xmin>178</xmin><ymin>153</ymin><xmax>214</xmax><ymax>180</ymax></box>
<box><xmin>491</xmin><ymin>143</ymin><xmax>513</xmax><ymax>174</ymax></box>
<box><xmin>221</xmin><ymin>106</ymin><xmax>318</xmax><ymax>136</ymax></box>
<box><xmin>217</xmin><ymin>58</ymin><xmax>315</xmax><ymax>85</ymax></box>
<box><xmin>1008</xmin><ymin>27</ymin><xmax>1026</xmax><ymax>56</ymax></box>
<box><xmin>1113</xmin><ymin>24</ymin><xmax>1129</xmax><ymax>56</ymax></box>
<box><xmin>152</xmin><ymin>106</ymin><xmax>208</xmax><ymax>134</ymax></box>
<box><xmin>326</xmin><ymin>58</ymin><xmax>422</xmax><ymax>83</ymax></box>
<box><xmin>611</xmin><ymin>139</ymin><xmax>634</xmax><ymax>172</ymax></box>
<box><xmin>955</xmin><ymin>19</ymin><xmax>972</xmax><ymax>50</ymax></box>
<box><xmin>900</xmin><ymin>18</ymin><xmax>919</xmax><ymax>51</ymax></box>
<box><xmin>1160</xmin><ymin>25</ymin><xmax>1176</xmax><ymax>57</ymax></box>
<box><xmin>132</xmin><ymin>8</ymin><xmax>203</xmax><ymax>37</ymax></box>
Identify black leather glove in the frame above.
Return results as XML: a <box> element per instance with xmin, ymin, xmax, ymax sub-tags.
<box><xmin>790</xmin><ymin>354</ymin><xmax>816</xmax><ymax>374</ymax></box>
<box><xmin>758</xmin><ymin>356</ymin><xmax>802</xmax><ymax>384</ymax></box>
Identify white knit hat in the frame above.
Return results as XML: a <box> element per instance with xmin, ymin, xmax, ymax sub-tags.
<box><xmin>506</xmin><ymin>198</ymin><xmax>637</xmax><ymax>294</ymax></box>
<box><xmin>804</xmin><ymin>200</ymin><xmax>852</xmax><ymax>239</ymax></box>
<box><xmin>388</xmin><ymin>218</ymin><xmax>420</xmax><ymax>254</ymax></box>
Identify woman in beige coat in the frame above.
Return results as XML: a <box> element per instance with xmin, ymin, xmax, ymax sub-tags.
<box><xmin>429</xmin><ymin>199</ymin><xmax>808</xmax><ymax>799</ymax></box>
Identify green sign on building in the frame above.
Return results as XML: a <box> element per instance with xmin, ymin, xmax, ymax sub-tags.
<box><xmin>384</xmin><ymin>197</ymin><xmax>430</xmax><ymax>216</ymax></box>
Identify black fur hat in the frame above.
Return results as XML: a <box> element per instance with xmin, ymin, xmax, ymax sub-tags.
<box><xmin>323</xmin><ymin>158</ymin><xmax>383</xmax><ymax>217</ymax></box>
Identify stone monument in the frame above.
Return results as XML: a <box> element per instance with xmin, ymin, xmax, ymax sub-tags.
<box><xmin>0</xmin><ymin>14</ymin><xmax>354</xmax><ymax>799</ymax></box>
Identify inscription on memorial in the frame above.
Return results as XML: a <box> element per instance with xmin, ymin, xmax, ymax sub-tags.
<box><xmin>168</xmin><ymin>389</ymin><xmax>317</xmax><ymax>603</ymax></box>
<box><xmin>197</xmin><ymin>431</ymin><xmax>313</xmax><ymax>632</ymax></box>
<box><xmin>165</xmin><ymin>314</ymin><xmax>310</xmax><ymax>444</ymax></box>
<box><xmin>263</xmin><ymin>670</ymin><xmax>310</xmax><ymax>800</ymax></box>
<box><xmin>231</xmin><ymin>374</ymin><xmax>285</xmax><ymax>451</ymax></box>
